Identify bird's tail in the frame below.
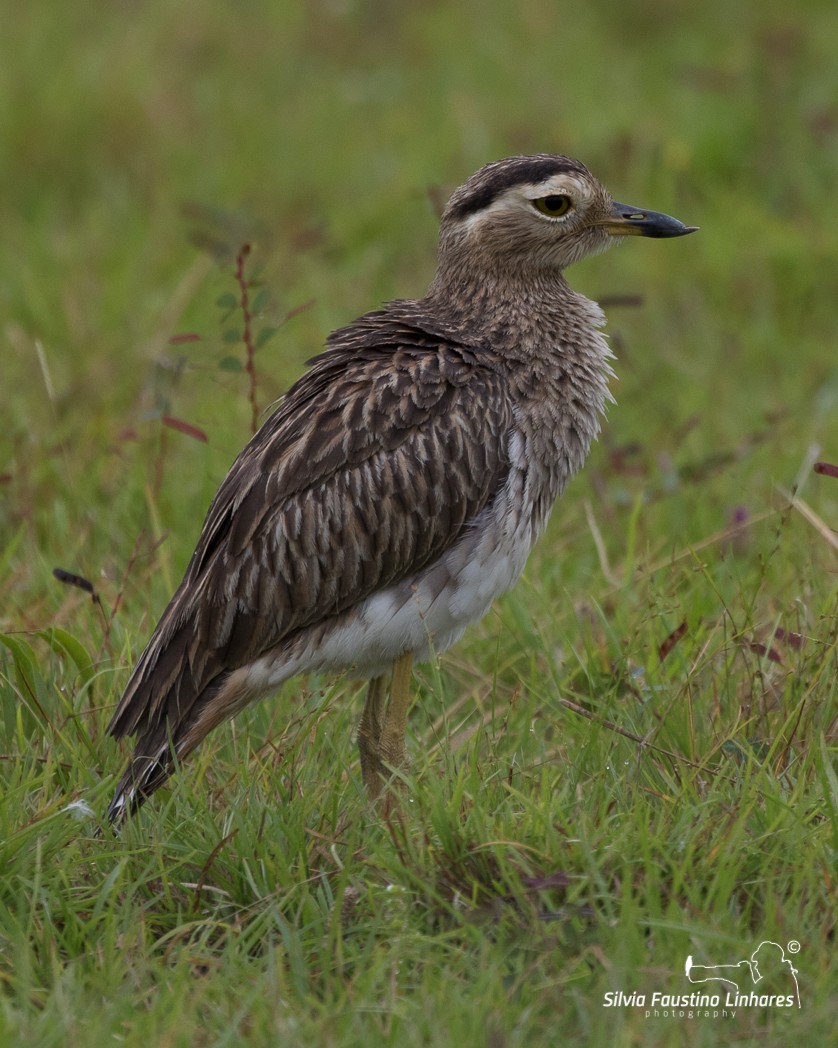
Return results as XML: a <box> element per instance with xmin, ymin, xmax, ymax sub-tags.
<box><xmin>108</xmin><ymin>746</ymin><xmax>174</xmax><ymax>824</ymax></box>
<box><xmin>107</xmin><ymin>644</ymin><xmax>234</xmax><ymax>824</ymax></box>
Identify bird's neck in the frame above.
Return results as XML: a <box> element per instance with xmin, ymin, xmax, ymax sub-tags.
<box><xmin>421</xmin><ymin>264</ymin><xmax>610</xmax><ymax>370</ymax></box>
<box><xmin>420</xmin><ymin>264</ymin><xmax>615</xmax><ymax>501</ymax></box>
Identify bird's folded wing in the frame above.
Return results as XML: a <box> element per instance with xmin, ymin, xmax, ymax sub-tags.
<box><xmin>108</xmin><ymin>330</ymin><xmax>512</xmax><ymax>738</ymax></box>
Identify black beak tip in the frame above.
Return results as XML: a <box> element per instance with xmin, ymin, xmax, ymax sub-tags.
<box><xmin>646</xmin><ymin>218</ymin><xmax>700</xmax><ymax>239</ymax></box>
<box><xmin>644</xmin><ymin>221</ymin><xmax>699</xmax><ymax>239</ymax></box>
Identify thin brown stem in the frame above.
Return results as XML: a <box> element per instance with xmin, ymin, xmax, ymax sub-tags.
<box><xmin>234</xmin><ymin>243</ymin><xmax>258</xmax><ymax>434</ymax></box>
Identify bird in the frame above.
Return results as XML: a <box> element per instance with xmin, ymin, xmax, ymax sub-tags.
<box><xmin>107</xmin><ymin>154</ymin><xmax>696</xmax><ymax>823</ymax></box>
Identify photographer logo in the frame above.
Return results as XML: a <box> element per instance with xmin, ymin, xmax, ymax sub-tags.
<box><xmin>602</xmin><ymin>939</ymin><xmax>801</xmax><ymax>1020</ymax></box>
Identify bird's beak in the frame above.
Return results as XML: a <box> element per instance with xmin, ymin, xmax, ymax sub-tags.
<box><xmin>598</xmin><ymin>201</ymin><xmax>698</xmax><ymax>239</ymax></box>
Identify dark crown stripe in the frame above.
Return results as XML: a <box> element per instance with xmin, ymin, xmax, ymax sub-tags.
<box><xmin>446</xmin><ymin>155</ymin><xmax>589</xmax><ymax>220</ymax></box>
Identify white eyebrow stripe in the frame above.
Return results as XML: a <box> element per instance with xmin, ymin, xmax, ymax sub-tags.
<box><xmin>458</xmin><ymin>172</ymin><xmax>594</xmax><ymax>230</ymax></box>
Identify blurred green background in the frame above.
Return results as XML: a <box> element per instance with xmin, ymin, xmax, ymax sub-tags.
<box><xmin>4</xmin><ymin>0</ymin><xmax>838</xmax><ymax>603</ymax></box>
<box><xmin>3</xmin><ymin>0</ymin><xmax>838</xmax><ymax>608</ymax></box>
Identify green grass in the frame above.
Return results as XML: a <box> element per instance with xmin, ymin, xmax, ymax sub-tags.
<box><xmin>2</xmin><ymin>1</ymin><xmax>837</xmax><ymax>1044</ymax></box>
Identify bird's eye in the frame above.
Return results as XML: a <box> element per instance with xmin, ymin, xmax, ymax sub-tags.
<box><xmin>532</xmin><ymin>194</ymin><xmax>572</xmax><ymax>218</ymax></box>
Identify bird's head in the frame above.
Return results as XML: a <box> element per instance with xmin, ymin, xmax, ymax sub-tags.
<box><xmin>435</xmin><ymin>154</ymin><xmax>697</xmax><ymax>278</ymax></box>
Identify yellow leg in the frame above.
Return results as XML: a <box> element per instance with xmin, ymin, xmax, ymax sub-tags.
<box><xmin>357</xmin><ymin>675</ymin><xmax>387</xmax><ymax>798</ymax></box>
<box><xmin>356</xmin><ymin>653</ymin><xmax>414</xmax><ymax>803</ymax></box>
<box><xmin>378</xmin><ymin>651</ymin><xmax>414</xmax><ymax>772</ymax></box>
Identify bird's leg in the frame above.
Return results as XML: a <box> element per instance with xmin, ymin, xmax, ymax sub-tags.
<box><xmin>357</xmin><ymin>674</ymin><xmax>388</xmax><ymax>798</ymax></box>
<box><xmin>378</xmin><ymin>651</ymin><xmax>414</xmax><ymax>773</ymax></box>
<box><xmin>357</xmin><ymin>653</ymin><xmax>414</xmax><ymax>803</ymax></box>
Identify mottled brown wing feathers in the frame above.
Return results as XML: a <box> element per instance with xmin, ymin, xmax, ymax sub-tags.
<box><xmin>108</xmin><ymin>312</ymin><xmax>512</xmax><ymax>751</ymax></box>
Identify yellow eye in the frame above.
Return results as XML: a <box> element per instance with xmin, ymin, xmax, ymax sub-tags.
<box><xmin>532</xmin><ymin>194</ymin><xmax>572</xmax><ymax>218</ymax></box>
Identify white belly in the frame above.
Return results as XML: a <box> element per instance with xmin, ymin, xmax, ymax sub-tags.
<box><xmin>244</xmin><ymin>478</ymin><xmax>546</xmax><ymax>691</ymax></box>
